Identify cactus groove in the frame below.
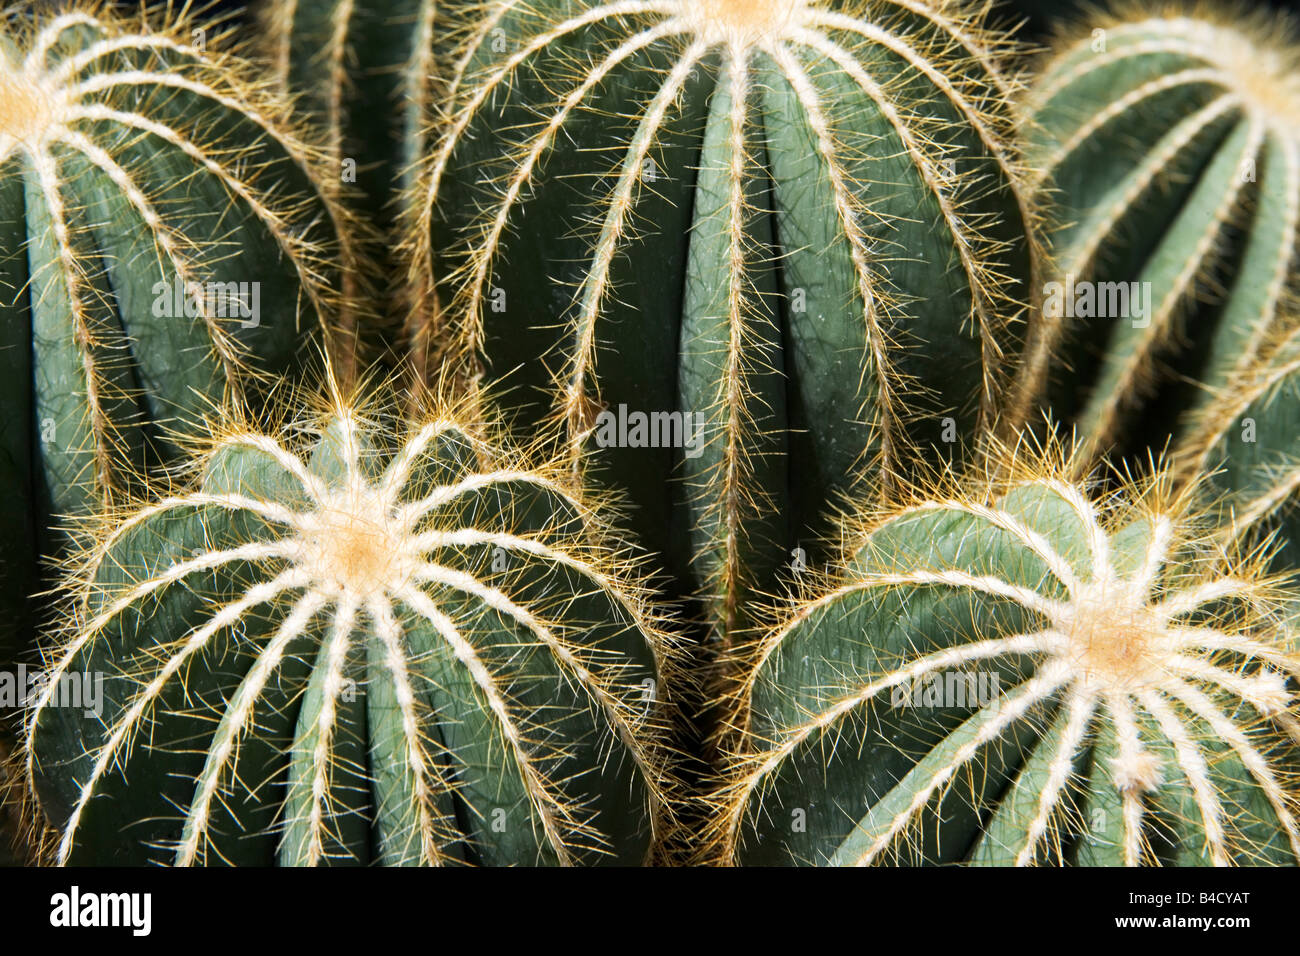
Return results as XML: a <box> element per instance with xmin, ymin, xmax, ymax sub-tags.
<box><xmin>261</xmin><ymin>0</ymin><xmax>438</xmax><ymax>225</ymax></box>
<box><xmin>720</xmin><ymin>445</ymin><xmax>1300</xmax><ymax>865</ymax></box>
<box><xmin>417</xmin><ymin>0</ymin><xmax>1036</xmax><ymax>643</ymax></box>
<box><xmin>24</xmin><ymin>388</ymin><xmax>668</xmax><ymax>866</ymax></box>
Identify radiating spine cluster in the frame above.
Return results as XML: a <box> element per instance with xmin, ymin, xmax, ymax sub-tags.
<box><xmin>415</xmin><ymin>0</ymin><xmax>1037</xmax><ymax>644</ymax></box>
<box><xmin>717</xmin><ymin>443</ymin><xmax>1300</xmax><ymax>865</ymax></box>
<box><xmin>24</xmin><ymin>385</ymin><xmax>670</xmax><ymax>866</ymax></box>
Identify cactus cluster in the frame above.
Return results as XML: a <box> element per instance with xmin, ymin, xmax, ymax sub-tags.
<box><xmin>4</xmin><ymin>0</ymin><xmax>1300</xmax><ymax>870</ymax></box>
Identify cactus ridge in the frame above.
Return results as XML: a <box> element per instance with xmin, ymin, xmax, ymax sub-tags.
<box><xmin>718</xmin><ymin>439</ymin><xmax>1300</xmax><ymax>865</ymax></box>
<box><xmin>1012</xmin><ymin>4</ymin><xmax>1300</xmax><ymax>460</ymax></box>
<box><xmin>411</xmin><ymin>0</ymin><xmax>1037</xmax><ymax>642</ymax></box>
<box><xmin>23</xmin><ymin>381</ymin><xmax>670</xmax><ymax>866</ymax></box>
<box><xmin>0</xmin><ymin>3</ymin><xmax>359</xmax><ymax>509</ymax></box>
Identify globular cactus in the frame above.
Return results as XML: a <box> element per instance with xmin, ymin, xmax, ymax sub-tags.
<box><xmin>1012</xmin><ymin>5</ymin><xmax>1300</xmax><ymax>463</ymax></box>
<box><xmin>23</xmin><ymin>385</ymin><xmax>669</xmax><ymax>866</ymax></box>
<box><xmin>0</xmin><ymin>4</ymin><xmax>354</xmax><ymax>660</ymax></box>
<box><xmin>416</xmin><ymin>0</ymin><xmax>1037</xmax><ymax>643</ymax></box>
<box><xmin>718</xmin><ymin>443</ymin><xmax>1300</xmax><ymax>865</ymax></box>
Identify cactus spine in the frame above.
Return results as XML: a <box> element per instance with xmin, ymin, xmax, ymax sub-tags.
<box><xmin>1013</xmin><ymin>6</ymin><xmax>1300</xmax><ymax>463</ymax></box>
<box><xmin>24</xmin><ymin>383</ymin><xmax>668</xmax><ymax>866</ymax></box>
<box><xmin>0</xmin><ymin>5</ymin><xmax>354</xmax><ymax>660</ymax></box>
<box><xmin>415</xmin><ymin>0</ymin><xmax>1037</xmax><ymax>644</ymax></box>
<box><xmin>719</xmin><ymin>444</ymin><xmax>1300</xmax><ymax>865</ymax></box>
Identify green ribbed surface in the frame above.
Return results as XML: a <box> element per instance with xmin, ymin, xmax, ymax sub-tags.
<box><xmin>1023</xmin><ymin>14</ymin><xmax>1300</xmax><ymax>461</ymax></box>
<box><xmin>263</xmin><ymin>0</ymin><xmax>436</xmax><ymax>226</ymax></box>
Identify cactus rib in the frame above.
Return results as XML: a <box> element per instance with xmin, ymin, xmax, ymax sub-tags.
<box><xmin>1012</xmin><ymin>6</ymin><xmax>1300</xmax><ymax>463</ymax></box>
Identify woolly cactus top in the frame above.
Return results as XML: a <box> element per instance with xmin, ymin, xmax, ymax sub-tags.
<box><xmin>724</xmin><ymin>447</ymin><xmax>1300</xmax><ymax>865</ymax></box>
<box><xmin>25</xmin><ymin>393</ymin><xmax>667</xmax><ymax>866</ymax></box>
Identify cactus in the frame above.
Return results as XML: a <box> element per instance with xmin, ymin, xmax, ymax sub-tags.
<box><xmin>0</xmin><ymin>5</ymin><xmax>354</xmax><ymax>661</ymax></box>
<box><xmin>1011</xmin><ymin>6</ymin><xmax>1300</xmax><ymax>464</ymax></box>
<box><xmin>23</xmin><ymin>383</ymin><xmax>669</xmax><ymax>865</ymax></box>
<box><xmin>718</xmin><ymin>443</ymin><xmax>1300</xmax><ymax>865</ymax></box>
<box><xmin>414</xmin><ymin>0</ymin><xmax>1037</xmax><ymax>643</ymax></box>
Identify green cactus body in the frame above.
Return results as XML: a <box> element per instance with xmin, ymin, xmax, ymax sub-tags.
<box><xmin>417</xmin><ymin>0</ymin><xmax>1035</xmax><ymax>642</ymax></box>
<box><xmin>262</xmin><ymin>0</ymin><xmax>438</xmax><ymax>227</ymax></box>
<box><xmin>25</xmin><ymin>394</ymin><xmax>666</xmax><ymax>865</ymax></box>
<box><xmin>723</xmin><ymin>455</ymin><xmax>1300</xmax><ymax>865</ymax></box>
<box><xmin>1014</xmin><ymin>8</ymin><xmax>1300</xmax><ymax>463</ymax></box>
<box><xmin>0</xmin><ymin>7</ymin><xmax>350</xmax><ymax>660</ymax></box>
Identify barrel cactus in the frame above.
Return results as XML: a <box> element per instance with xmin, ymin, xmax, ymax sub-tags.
<box><xmin>1013</xmin><ymin>6</ymin><xmax>1300</xmax><ymax>463</ymax></box>
<box><xmin>719</xmin><ymin>445</ymin><xmax>1300</xmax><ymax>865</ymax></box>
<box><xmin>23</xmin><ymin>389</ymin><xmax>668</xmax><ymax>866</ymax></box>
<box><xmin>0</xmin><ymin>5</ymin><xmax>353</xmax><ymax>660</ymax></box>
<box><xmin>416</xmin><ymin>0</ymin><xmax>1037</xmax><ymax>643</ymax></box>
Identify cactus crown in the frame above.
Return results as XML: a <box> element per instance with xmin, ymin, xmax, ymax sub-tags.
<box><xmin>680</xmin><ymin>0</ymin><xmax>806</xmax><ymax>43</ymax></box>
<box><xmin>24</xmin><ymin>381</ymin><xmax>669</xmax><ymax>866</ymax></box>
<box><xmin>721</xmin><ymin>440</ymin><xmax>1300</xmax><ymax>865</ymax></box>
